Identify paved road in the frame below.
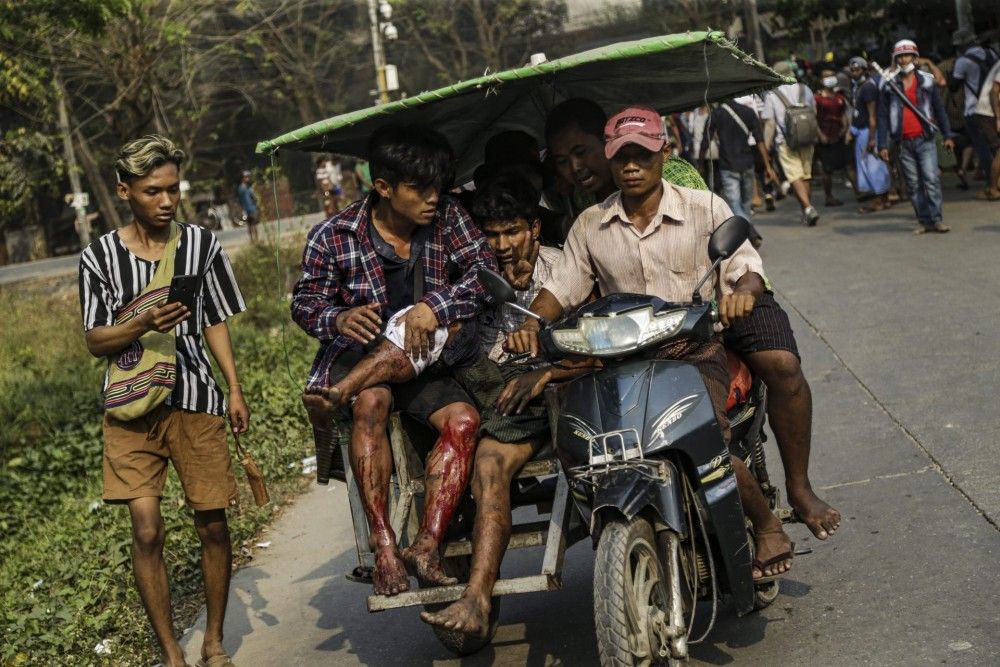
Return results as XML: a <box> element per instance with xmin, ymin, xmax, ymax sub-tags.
<box><xmin>0</xmin><ymin>213</ymin><xmax>322</xmax><ymax>286</ymax></box>
<box><xmin>183</xmin><ymin>187</ymin><xmax>1000</xmax><ymax>666</ymax></box>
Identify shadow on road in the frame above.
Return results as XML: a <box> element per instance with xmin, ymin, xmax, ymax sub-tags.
<box><xmin>831</xmin><ymin>222</ymin><xmax>912</xmax><ymax>235</ymax></box>
<box><xmin>302</xmin><ymin>541</ymin><xmax>605</xmax><ymax>666</ymax></box>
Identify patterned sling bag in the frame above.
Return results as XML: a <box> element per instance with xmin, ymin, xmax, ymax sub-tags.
<box><xmin>104</xmin><ymin>223</ymin><xmax>180</xmax><ymax>420</ymax></box>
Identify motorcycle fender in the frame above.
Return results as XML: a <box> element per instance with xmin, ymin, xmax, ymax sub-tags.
<box><xmin>586</xmin><ymin>465</ymin><xmax>688</xmax><ymax>545</ymax></box>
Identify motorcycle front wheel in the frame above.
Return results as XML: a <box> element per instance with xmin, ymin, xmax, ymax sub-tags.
<box><xmin>594</xmin><ymin>517</ymin><xmax>688</xmax><ymax>666</ymax></box>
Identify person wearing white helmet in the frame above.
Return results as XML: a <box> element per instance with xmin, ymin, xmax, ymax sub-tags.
<box><xmin>877</xmin><ymin>39</ymin><xmax>955</xmax><ymax>234</ymax></box>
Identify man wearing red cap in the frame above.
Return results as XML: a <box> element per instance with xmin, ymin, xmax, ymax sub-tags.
<box><xmin>545</xmin><ymin>98</ymin><xmax>841</xmax><ymax>543</ymax></box>
<box><xmin>510</xmin><ymin>105</ymin><xmax>797</xmax><ymax>583</ymax></box>
<box><xmin>877</xmin><ymin>39</ymin><xmax>955</xmax><ymax>234</ymax></box>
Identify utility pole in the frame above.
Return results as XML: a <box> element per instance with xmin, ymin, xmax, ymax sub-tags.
<box><xmin>742</xmin><ymin>0</ymin><xmax>765</xmax><ymax>63</ymax></box>
<box><xmin>368</xmin><ymin>0</ymin><xmax>390</xmax><ymax>104</ymax></box>
<box><xmin>955</xmin><ymin>0</ymin><xmax>973</xmax><ymax>34</ymax></box>
<box><xmin>54</xmin><ymin>69</ymin><xmax>90</xmax><ymax>248</ymax></box>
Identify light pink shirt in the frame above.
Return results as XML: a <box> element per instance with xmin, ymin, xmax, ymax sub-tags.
<box><xmin>544</xmin><ymin>180</ymin><xmax>763</xmax><ymax>309</ymax></box>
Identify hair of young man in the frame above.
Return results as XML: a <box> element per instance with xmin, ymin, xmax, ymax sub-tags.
<box><xmin>544</xmin><ymin>98</ymin><xmax>608</xmax><ymax>143</ymax></box>
<box><xmin>484</xmin><ymin>130</ymin><xmax>539</xmax><ymax>168</ymax></box>
<box><xmin>367</xmin><ymin>123</ymin><xmax>455</xmax><ymax>191</ymax></box>
<box><xmin>470</xmin><ymin>172</ymin><xmax>540</xmax><ymax>225</ymax></box>
<box><xmin>114</xmin><ymin>134</ymin><xmax>185</xmax><ymax>184</ymax></box>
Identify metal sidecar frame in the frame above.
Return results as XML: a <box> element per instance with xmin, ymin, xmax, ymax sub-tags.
<box><xmin>343</xmin><ymin>387</ymin><xmax>585</xmax><ymax>614</ymax></box>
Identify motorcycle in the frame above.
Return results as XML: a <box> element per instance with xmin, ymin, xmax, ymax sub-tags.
<box><xmin>478</xmin><ymin>215</ymin><xmax>786</xmax><ymax>665</ymax></box>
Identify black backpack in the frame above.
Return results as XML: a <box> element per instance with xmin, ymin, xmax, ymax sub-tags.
<box><xmin>774</xmin><ymin>84</ymin><xmax>819</xmax><ymax>149</ymax></box>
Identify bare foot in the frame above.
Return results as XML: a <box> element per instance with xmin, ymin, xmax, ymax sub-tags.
<box><xmin>753</xmin><ymin>528</ymin><xmax>793</xmax><ymax>580</ymax></box>
<box><xmin>304</xmin><ymin>384</ymin><xmax>350</xmax><ymax>412</ymax></box>
<box><xmin>420</xmin><ymin>590</ymin><xmax>491</xmax><ymax>635</ymax></box>
<box><xmin>788</xmin><ymin>486</ymin><xmax>841</xmax><ymax>540</ymax></box>
<box><xmin>302</xmin><ymin>387</ymin><xmax>336</xmax><ymax>414</ymax></box>
<box><xmin>373</xmin><ymin>547</ymin><xmax>410</xmax><ymax>596</ymax></box>
<box><xmin>401</xmin><ymin>538</ymin><xmax>458</xmax><ymax>587</ymax></box>
<box><xmin>200</xmin><ymin>639</ymin><xmax>227</xmax><ymax>663</ymax></box>
<box><xmin>326</xmin><ymin>385</ymin><xmax>348</xmax><ymax>407</ymax></box>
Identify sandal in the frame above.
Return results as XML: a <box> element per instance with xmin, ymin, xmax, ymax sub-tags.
<box><xmin>975</xmin><ymin>190</ymin><xmax>1000</xmax><ymax>201</ymax></box>
<box><xmin>197</xmin><ymin>655</ymin><xmax>236</xmax><ymax>667</ymax></box>
<box><xmin>752</xmin><ymin>541</ymin><xmax>795</xmax><ymax>584</ymax></box>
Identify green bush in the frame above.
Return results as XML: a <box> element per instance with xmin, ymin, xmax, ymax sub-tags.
<box><xmin>0</xmin><ymin>236</ymin><xmax>317</xmax><ymax>666</ymax></box>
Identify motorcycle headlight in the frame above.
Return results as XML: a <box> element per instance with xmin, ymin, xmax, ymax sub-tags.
<box><xmin>551</xmin><ymin>307</ymin><xmax>686</xmax><ymax>356</ymax></box>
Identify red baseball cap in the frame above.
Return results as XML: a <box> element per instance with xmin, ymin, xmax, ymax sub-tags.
<box><xmin>603</xmin><ymin>106</ymin><xmax>666</xmax><ymax>159</ymax></box>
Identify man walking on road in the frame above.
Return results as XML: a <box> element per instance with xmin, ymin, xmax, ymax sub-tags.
<box><xmin>814</xmin><ymin>73</ymin><xmax>850</xmax><ymax>207</ymax></box>
<box><xmin>705</xmin><ymin>98</ymin><xmax>779</xmax><ymax>220</ymax></box>
<box><xmin>849</xmin><ymin>57</ymin><xmax>893</xmax><ymax>213</ymax></box>
<box><xmin>762</xmin><ymin>61</ymin><xmax>821</xmax><ymax>226</ymax></box>
<box><xmin>950</xmin><ymin>28</ymin><xmax>999</xmax><ymax>183</ymax></box>
<box><xmin>79</xmin><ymin>135</ymin><xmax>249</xmax><ymax>667</ymax></box>
<box><xmin>967</xmin><ymin>47</ymin><xmax>1000</xmax><ymax>200</ymax></box>
<box><xmin>237</xmin><ymin>170</ymin><xmax>259</xmax><ymax>243</ymax></box>
<box><xmin>878</xmin><ymin>39</ymin><xmax>955</xmax><ymax>234</ymax></box>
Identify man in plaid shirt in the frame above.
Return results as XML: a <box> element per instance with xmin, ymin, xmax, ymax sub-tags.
<box><xmin>292</xmin><ymin>124</ymin><xmax>497</xmax><ymax>596</ymax></box>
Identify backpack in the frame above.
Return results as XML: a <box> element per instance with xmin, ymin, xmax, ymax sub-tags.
<box><xmin>962</xmin><ymin>48</ymin><xmax>999</xmax><ymax>98</ymax></box>
<box><xmin>774</xmin><ymin>84</ymin><xmax>818</xmax><ymax>149</ymax></box>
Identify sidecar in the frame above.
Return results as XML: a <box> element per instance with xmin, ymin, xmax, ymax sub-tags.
<box><xmin>340</xmin><ymin>388</ymin><xmax>585</xmax><ymax>655</ymax></box>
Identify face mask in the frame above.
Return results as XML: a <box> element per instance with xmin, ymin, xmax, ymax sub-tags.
<box><xmin>822</xmin><ymin>76</ymin><xmax>839</xmax><ymax>89</ymax></box>
<box><xmin>900</xmin><ymin>63</ymin><xmax>915</xmax><ymax>73</ymax></box>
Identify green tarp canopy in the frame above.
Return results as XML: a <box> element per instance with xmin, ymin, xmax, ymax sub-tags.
<box><xmin>256</xmin><ymin>31</ymin><xmax>784</xmax><ymax>182</ymax></box>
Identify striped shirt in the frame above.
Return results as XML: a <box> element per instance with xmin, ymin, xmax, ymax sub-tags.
<box><xmin>544</xmin><ymin>180</ymin><xmax>763</xmax><ymax>310</ymax></box>
<box><xmin>78</xmin><ymin>223</ymin><xmax>246</xmax><ymax>416</ymax></box>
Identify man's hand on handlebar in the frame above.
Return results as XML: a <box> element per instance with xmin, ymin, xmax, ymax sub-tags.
<box><xmin>718</xmin><ymin>290</ymin><xmax>756</xmax><ymax>328</ymax></box>
<box><xmin>506</xmin><ymin>319</ymin><xmax>542</xmax><ymax>358</ymax></box>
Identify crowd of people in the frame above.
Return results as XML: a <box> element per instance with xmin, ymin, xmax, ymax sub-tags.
<box><xmin>73</xmin><ymin>28</ymin><xmax>1000</xmax><ymax>667</ymax></box>
<box><xmin>674</xmin><ymin>30</ymin><xmax>1000</xmax><ymax>235</ymax></box>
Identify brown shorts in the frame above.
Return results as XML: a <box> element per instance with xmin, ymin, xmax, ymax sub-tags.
<box><xmin>102</xmin><ymin>405</ymin><xmax>238</xmax><ymax>511</ymax></box>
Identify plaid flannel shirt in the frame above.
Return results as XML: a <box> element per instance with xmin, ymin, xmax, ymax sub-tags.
<box><xmin>291</xmin><ymin>193</ymin><xmax>497</xmax><ymax>388</ymax></box>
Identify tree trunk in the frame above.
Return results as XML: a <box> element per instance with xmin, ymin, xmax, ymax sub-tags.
<box><xmin>73</xmin><ymin>130</ymin><xmax>124</xmax><ymax>229</ymax></box>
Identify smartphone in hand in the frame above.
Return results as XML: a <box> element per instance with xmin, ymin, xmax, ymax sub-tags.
<box><xmin>167</xmin><ymin>274</ymin><xmax>200</xmax><ymax>313</ymax></box>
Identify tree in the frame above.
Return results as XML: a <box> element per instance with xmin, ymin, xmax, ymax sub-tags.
<box><xmin>225</xmin><ymin>0</ymin><xmax>370</xmax><ymax>126</ymax></box>
<box><xmin>393</xmin><ymin>0</ymin><xmax>568</xmax><ymax>88</ymax></box>
<box><xmin>0</xmin><ymin>0</ymin><xmax>125</xmax><ymax>234</ymax></box>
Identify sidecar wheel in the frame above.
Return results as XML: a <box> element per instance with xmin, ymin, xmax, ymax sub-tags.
<box><xmin>754</xmin><ymin>580</ymin><xmax>780</xmax><ymax>609</ymax></box>
<box><xmin>422</xmin><ymin>555</ymin><xmax>500</xmax><ymax>656</ymax></box>
<box><xmin>594</xmin><ymin>518</ymin><xmax>687</xmax><ymax>666</ymax></box>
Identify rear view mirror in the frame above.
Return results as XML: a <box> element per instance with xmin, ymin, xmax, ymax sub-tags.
<box><xmin>477</xmin><ymin>267</ymin><xmax>516</xmax><ymax>303</ymax></box>
<box><xmin>708</xmin><ymin>216</ymin><xmax>751</xmax><ymax>262</ymax></box>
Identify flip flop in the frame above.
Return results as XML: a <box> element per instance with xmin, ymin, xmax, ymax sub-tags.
<box><xmin>196</xmin><ymin>655</ymin><xmax>235</xmax><ymax>667</ymax></box>
<box><xmin>752</xmin><ymin>541</ymin><xmax>794</xmax><ymax>584</ymax></box>
<box><xmin>975</xmin><ymin>190</ymin><xmax>1000</xmax><ymax>201</ymax></box>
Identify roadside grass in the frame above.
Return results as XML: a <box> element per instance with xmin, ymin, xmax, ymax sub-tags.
<box><xmin>0</xmin><ymin>234</ymin><xmax>316</xmax><ymax>666</ymax></box>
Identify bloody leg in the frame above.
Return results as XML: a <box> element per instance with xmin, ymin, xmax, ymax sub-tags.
<box><xmin>349</xmin><ymin>386</ymin><xmax>410</xmax><ymax>595</ymax></box>
<box><xmin>401</xmin><ymin>401</ymin><xmax>479</xmax><ymax>585</ymax></box>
